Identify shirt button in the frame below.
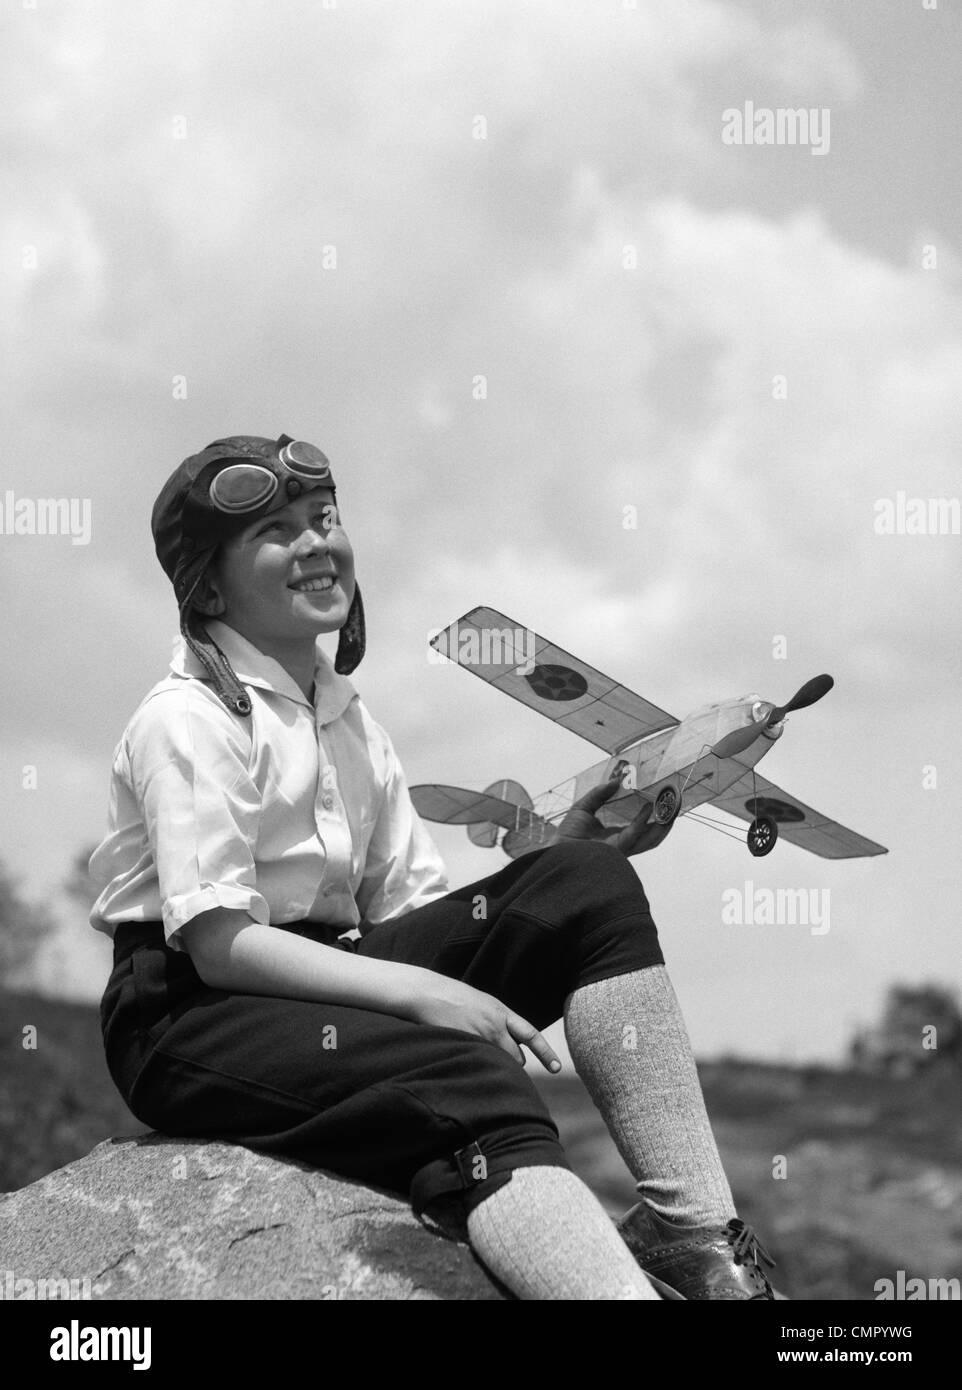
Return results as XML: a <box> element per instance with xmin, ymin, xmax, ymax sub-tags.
<box><xmin>321</xmin><ymin>794</ymin><xmax>335</xmax><ymax>811</ymax></box>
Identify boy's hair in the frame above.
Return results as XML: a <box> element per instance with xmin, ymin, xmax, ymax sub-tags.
<box><xmin>151</xmin><ymin>434</ymin><xmax>366</xmax><ymax>716</ymax></box>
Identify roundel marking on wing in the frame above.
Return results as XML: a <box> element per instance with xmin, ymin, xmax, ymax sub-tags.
<box><xmin>524</xmin><ymin>663</ymin><xmax>589</xmax><ymax>702</ymax></box>
<box><xmin>744</xmin><ymin>796</ymin><xmax>806</xmax><ymax>823</ymax></box>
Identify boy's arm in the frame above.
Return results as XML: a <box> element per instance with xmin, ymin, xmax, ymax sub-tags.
<box><xmin>181</xmin><ymin>907</ymin><xmax>432</xmax><ymax>1018</ymax></box>
<box><xmin>180</xmin><ymin>907</ymin><xmax>561</xmax><ymax>1072</ymax></box>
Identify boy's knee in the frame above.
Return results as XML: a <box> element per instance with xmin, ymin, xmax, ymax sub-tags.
<box><xmin>543</xmin><ymin>836</ymin><xmax>643</xmax><ymax>887</ymax></box>
<box><xmin>413</xmin><ymin>1128</ymin><xmax>572</xmax><ymax>1242</ymax></box>
<box><xmin>532</xmin><ymin>837</ymin><xmax>651</xmax><ymax>935</ymax></box>
<box><xmin>545</xmin><ymin>835</ymin><xmax>623</xmax><ymax>863</ymax></box>
<box><xmin>519</xmin><ymin>838</ymin><xmax>662</xmax><ymax>982</ymax></box>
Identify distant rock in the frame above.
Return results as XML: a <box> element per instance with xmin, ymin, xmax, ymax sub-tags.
<box><xmin>0</xmin><ymin>1134</ymin><xmax>506</xmax><ymax>1300</ymax></box>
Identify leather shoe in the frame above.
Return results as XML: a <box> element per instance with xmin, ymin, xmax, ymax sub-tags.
<box><xmin>618</xmin><ymin>1201</ymin><xmax>779</xmax><ymax>1300</ymax></box>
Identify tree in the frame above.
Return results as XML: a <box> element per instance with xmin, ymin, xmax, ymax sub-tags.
<box><xmin>0</xmin><ymin>857</ymin><xmax>56</xmax><ymax>984</ymax></box>
<box><xmin>63</xmin><ymin>844</ymin><xmax>101</xmax><ymax>915</ymax></box>
<box><xmin>880</xmin><ymin>984</ymin><xmax>962</xmax><ymax>1061</ymax></box>
<box><xmin>850</xmin><ymin>983</ymin><xmax>962</xmax><ymax>1073</ymax></box>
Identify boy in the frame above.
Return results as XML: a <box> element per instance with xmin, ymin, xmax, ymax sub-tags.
<box><xmin>90</xmin><ymin>432</ymin><xmax>778</xmax><ymax>1300</ymax></box>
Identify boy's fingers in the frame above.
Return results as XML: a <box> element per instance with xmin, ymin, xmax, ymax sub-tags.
<box><xmin>506</xmin><ymin>1013</ymin><xmax>562</xmax><ymax>1073</ymax></box>
<box><xmin>616</xmin><ymin>812</ymin><xmax>672</xmax><ymax>856</ymax></box>
<box><xmin>605</xmin><ymin>800</ymin><xmax>652</xmax><ymax>855</ymax></box>
<box><xmin>571</xmin><ymin>772</ymin><xmax>624</xmax><ymax>817</ymax></box>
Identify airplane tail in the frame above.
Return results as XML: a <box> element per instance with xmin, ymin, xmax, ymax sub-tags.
<box><xmin>408</xmin><ymin>777</ymin><xmax>556</xmax><ymax>856</ymax></box>
<box><xmin>467</xmin><ymin>779</ymin><xmax>533</xmax><ymax>847</ymax></box>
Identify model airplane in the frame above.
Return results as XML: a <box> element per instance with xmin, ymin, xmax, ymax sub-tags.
<box><xmin>410</xmin><ymin>606</ymin><xmax>888</xmax><ymax>860</ymax></box>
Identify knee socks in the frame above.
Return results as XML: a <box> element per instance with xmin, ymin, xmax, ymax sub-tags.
<box><xmin>466</xmin><ymin>1164</ymin><xmax>660</xmax><ymax>1299</ymax></box>
<box><xmin>564</xmin><ymin>965</ymin><xmax>735</xmax><ymax>1225</ymax></box>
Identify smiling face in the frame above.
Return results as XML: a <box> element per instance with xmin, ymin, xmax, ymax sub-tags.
<box><xmin>197</xmin><ymin>485</ymin><xmax>357</xmax><ymax>673</ymax></box>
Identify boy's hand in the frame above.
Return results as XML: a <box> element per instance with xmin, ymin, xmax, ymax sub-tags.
<box><xmin>557</xmin><ymin>774</ymin><xmax>675</xmax><ymax>856</ymax></box>
<box><xmin>409</xmin><ymin>972</ymin><xmax>562</xmax><ymax>1073</ymax></box>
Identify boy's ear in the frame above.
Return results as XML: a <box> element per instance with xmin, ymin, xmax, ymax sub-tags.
<box><xmin>190</xmin><ymin>571</ymin><xmax>226</xmax><ymax>617</ymax></box>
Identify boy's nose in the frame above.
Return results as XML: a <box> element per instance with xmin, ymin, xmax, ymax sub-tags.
<box><xmin>295</xmin><ymin>524</ymin><xmax>331</xmax><ymax>552</ymax></box>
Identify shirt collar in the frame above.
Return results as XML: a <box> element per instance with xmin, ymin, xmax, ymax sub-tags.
<box><xmin>169</xmin><ymin>619</ymin><xmax>358</xmax><ymax>724</ymax></box>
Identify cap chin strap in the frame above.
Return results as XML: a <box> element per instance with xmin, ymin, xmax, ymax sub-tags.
<box><xmin>334</xmin><ymin>584</ymin><xmax>365</xmax><ymax>674</ymax></box>
<box><xmin>178</xmin><ymin>569</ymin><xmax>253</xmax><ymax>717</ymax></box>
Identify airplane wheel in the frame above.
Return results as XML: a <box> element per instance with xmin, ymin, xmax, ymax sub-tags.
<box><xmin>747</xmin><ymin>815</ymin><xmax>778</xmax><ymax>857</ymax></box>
<box><xmin>653</xmin><ymin>784</ymin><xmax>679</xmax><ymax>825</ymax></box>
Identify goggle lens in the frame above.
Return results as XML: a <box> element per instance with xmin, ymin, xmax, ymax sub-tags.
<box><xmin>279</xmin><ymin>440</ymin><xmax>332</xmax><ymax>479</ymax></box>
<box><xmin>209</xmin><ymin>464</ymin><xmax>279</xmax><ymax>513</ymax></box>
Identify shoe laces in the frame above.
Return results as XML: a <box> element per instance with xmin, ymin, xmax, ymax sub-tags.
<box><xmin>726</xmin><ymin>1218</ymin><xmax>775</xmax><ymax>1271</ymax></box>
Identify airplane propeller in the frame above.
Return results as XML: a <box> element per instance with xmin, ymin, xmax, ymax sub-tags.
<box><xmin>710</xmin><ymin>674</ymin><xmax>835</xmax><ymax>761</ymax></box>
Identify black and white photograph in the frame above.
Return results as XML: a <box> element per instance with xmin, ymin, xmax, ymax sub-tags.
<box><xmin>1</xmin><ymin>0</ymin><xmax>959</xmax><ymax>1344</ymax></box>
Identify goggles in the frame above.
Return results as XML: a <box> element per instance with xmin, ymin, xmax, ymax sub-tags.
<box><xmin>208</xmin><ymin>439</ymin><xmax>334</xmax><ymax>514</ymax></box>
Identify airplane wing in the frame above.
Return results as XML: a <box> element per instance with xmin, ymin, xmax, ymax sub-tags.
<box><xmin>429</xmin><ymin>606</ymin><xmax>678</xmax><ymax>754</ymax></box>
<box><xmin>712</xmin><ymin>770</ymin><xmax>888</xmax><ymax>859</ymax></box>
<box><xmin>410</xmin><ymin>783</ymin><xmax>555</xmax><ymax>843</ymax></box>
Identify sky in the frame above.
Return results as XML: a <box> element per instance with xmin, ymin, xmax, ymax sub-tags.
<box><xmin>1</xmin><ymin>0</ymin><xmax>960</xmax><ymax>1063</ymax></box>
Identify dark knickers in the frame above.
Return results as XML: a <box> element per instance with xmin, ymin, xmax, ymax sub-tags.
<box><xmin>100</xmin><ymin>839</ymin><xmax>664</xmax><ymax>1229</ymax></box>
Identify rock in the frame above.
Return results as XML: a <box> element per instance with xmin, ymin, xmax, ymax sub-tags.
<box><xmin>0</xmin><ymin>1133</ymin><xmax>506</xmax><ymax>1300</ymax></box>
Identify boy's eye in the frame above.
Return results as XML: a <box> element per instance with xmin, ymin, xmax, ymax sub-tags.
<box><xmin>256</xmin><ymin>508</ymin><xmax>339</xmax><ymax>537</ymax></box>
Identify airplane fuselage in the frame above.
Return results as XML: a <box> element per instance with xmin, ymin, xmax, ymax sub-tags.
<box><xmin>537</xmin><ymin>694</ymin><xmax>785</xmax><ymax>827</ymax></box>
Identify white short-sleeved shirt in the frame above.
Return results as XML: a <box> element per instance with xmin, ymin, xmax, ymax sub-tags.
<box><xmin>88</xmin><ymin>619</ymin><xmax>450</xmax><ymax>951</ymax></box>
